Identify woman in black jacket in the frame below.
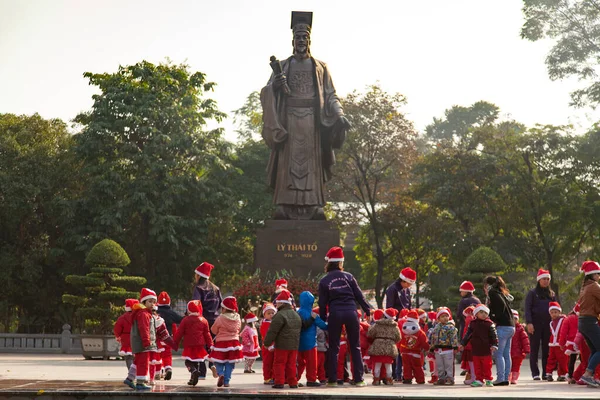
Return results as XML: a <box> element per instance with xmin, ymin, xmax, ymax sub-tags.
<box><xmin>484</xmin><ymin>276</ymin><xmax>515</xmax><ymax>386</ymax></box>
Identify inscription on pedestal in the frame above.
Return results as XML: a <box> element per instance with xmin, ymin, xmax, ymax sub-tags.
<box><xmin>255</xmin><ymin>220</ymin><xmax>340</xmax><ymax>277</ymax></box>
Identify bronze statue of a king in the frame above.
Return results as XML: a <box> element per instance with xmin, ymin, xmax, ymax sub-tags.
<box><xmin>261</xmin><ymin>11</ymin><xmax>351</xmax><ymax>221</ymax></box>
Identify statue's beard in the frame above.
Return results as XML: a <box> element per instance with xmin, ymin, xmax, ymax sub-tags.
<box><xmin>294</xmin><ymin>42</ymin><xmax>310</xmax><ymax>57</ymax></box>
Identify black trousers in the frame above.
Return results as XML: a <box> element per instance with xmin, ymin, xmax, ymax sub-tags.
<box><xmin>529</xmin><ymin>323</ymin><xmax>551</xmax><ymax>378</ymax></box>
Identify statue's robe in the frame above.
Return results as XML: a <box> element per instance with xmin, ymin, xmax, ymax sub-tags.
<box><xmin>261</xmin><ymin>56</ymin><xmax>345</xmax><ymax>209</ymax></box>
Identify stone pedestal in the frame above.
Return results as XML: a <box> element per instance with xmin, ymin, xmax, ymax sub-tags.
<box><xmin>255</xmin><ymin>220</ymin><xmax>340</xmax><ymax>277</ymax></box>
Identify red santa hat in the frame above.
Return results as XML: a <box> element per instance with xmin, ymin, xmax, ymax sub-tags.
<box><xmin>399</xmin><ymin>309</ymin><xmax>409</xmax><ymax>319</ymax></box>
<box><xmin>187</xmin><ymin>300</ymin><xmax>202</xmax><ymax>316</ymax></box>
<box><xmin>312</xmin><ymin>307</ymin><xmax>319</xmax><ymax>314</ymax></box>
<box><xmin>244</xmin><ymin>312</ymin><xmax>258</xmax><ymax>323</ymax></box>
<box><xmin>372</xmin><ymin>309</ymin><xmax>384</xmax><ymax>321</ymax></box>
<box><xmin>324</xmin><ymin>246</ymin><xmax>344</xmax><ymax>262</ymax></box>
<box><xmin>512</xmin><ymin>309</ymin><xmax>519</xmax><ymax>319</ymax></box>
<box><xmin>157</xmin><ymin>291</ymin><xmax>171</xmax><ymax>306</ymax></box>
<box><xmin>262</xmin><ymin>302</ymin><xmax>277</xmax><ymax>314</ymax></box>
<box><xmin>581</xmin><ymin>260</ymin><xmax>600</xmax><ymax>276</ymax></box>
<box><xmin>221</xmin><ymin>296</ymin><xmax>238</xmax><ymax>312</ymax></box>
<box><xmin>399</xmin><ymin>267</ymin><xmax>416</xmax><ymax>284</ymax></box>
<box><xmin>275</xmin><ymin>289</ymin><xmax>293</xmax><ymax>305</ymax></box>
<box><xmin>537</xmin><ymin>268</ymin><xmax>551</xmax><ymax>281</ymax></box>
<box><xmin>124</xmin><ymin>298</ymin><xmax>138</xmax><ymax>311</ymax></box>
<box><xmin>427</xmin><ymin>311</ymin><xmax>437</xmax><ymax>321</ymax></box>
<box><xmin>195</xmin><ymin>262</ymin><xmax>214</xmax><ymax>279</ymax></box>
<box><xmin>463</xmin><ymin>305</ymin><xmax>475</xmax><ymax>317</ymax></box>
<box><xmin>384</xmin><ymin>308</ymin><xmax>398</xmax><ymax>320</ymax></box>
<box><xmin>139</xmin><ymin>288</ymin><xmax>157</xmax><ymax>303</ymax></box>
<box><xmin>436</xmin><ymin>307</ymin><xmax>451</xmax><ymax>320</ymax></box>
<box><xmin>459</xmin><ymin>281</ymin><xmax>475</xmax><ymax>292</ymax></box>
<box><xmin>406</xmin><ymin>309</ymin><xmax>420</xmax><ymax>324</ymax></box>
<box><xmin>573</xmin><ymin>303</ymin><xmax>580</xmax><ymax>315</ymax></box>
<box><xmin>473</xmin><ymin>304</ymin><xmax>490</xmax><ymax>316</ymax></box>
<box><xmin>275</xmin><ymin>278</ymin><xmax>288</xmax><ymax>288</ymax></box>
<box><xmin>417</xmin><ymin>309</ymin><xmax>427</xmax><ymax>320</ymax></box>
<box><xmin>548</xmin><ymin>301</ymin><xmax>562</xmax><ymax>312</ymax></box>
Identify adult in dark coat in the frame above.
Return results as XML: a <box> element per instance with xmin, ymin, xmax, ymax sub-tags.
<box><xmin>456</xmin><ymin>281</ymin><xmax>481</xmax><ymax>336</ymax></box>
<box><xmin>384</xmin><ymin>267</ymin><xmax>415</xmax><ymax>313</ymax></box>
<box><xmin>524</xmin><ymin>268</ymin><xmax>556</xmax><ymax>380</ymax></box>
<box><xmin>318</xmin><ymin>246</ymin><xmax>371</xmax><ymax>386</ymax></box>
<box><xmin>191</xmin><ymin>262</ymin><xmax>223</xmax><ymax>379</ymax></box>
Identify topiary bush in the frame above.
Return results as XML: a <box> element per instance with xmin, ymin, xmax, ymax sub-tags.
<box><xmin>62</xmin><ymin>239</ymin><xmax>146</xmax><ymax>334</ymax></box>
<box><xmin>459</xmin><ymin>246</ymin><xmax>507</xmax><ymax>294</ymax></box>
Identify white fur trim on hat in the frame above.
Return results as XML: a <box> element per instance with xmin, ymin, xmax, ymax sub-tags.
<box><xmin>474</xmin><ymin>305</ymin><xmax>490</xmax><ymax>316</ymax></box>
<box><xmin>195</xmin><ymin>270</ymin><xmax>209</xmax><ymax>278</ymax></box>
<box><xmin>549</xmin><ymin>305</ymin><xmax>562</xmax><ymax>312</ymax></box>
<box><xmin>384</xmin><ymin>310</ymin><xmax>395</xmax><ymax>320</ymax></box>
<box><xmin>436</xmin><ymin>309</ymin><xmax>450</xmax><ymax>319</ymax></box>
<box><xmin>246</xmin><ymin>316</ymin><xmax>258</xmax><ymax>323</ymax></box>
<box><xmin>405</xmin><ymin>317</ymin><xmax>419</xmax><ymax>324</ymax></box>
<box><xmin>399</xmin><ymin>272</ymin><xmax>415</xmax><ymax>284</ymax></box>
<box><xmin>124</xmin><ymin>306</ymin><xmax>132</xmax><ymax>312</ymax></box>
<box><xmin>263</xmin><ymin>305</ymin><xmax>277</xmax><ymax>314</ymax></box>
<box><xmin>140</xmin><ymin>293</ymin><xmax>157</xmax><ymax>303</ymax></box>
<box><xmin>277</xmin><ymin>299</ymin><xmax>292</xmax><ymax>305</ymax></box>
<box><xmin>537</xmin><ymin>273</ymin><xmax>551</xmax><ymax>281</ymax></box>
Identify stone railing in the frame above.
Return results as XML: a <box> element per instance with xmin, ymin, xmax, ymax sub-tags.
<box><xmin>0</xmin><ymin>324</ymin><xmax>82</xmax><ymax>354</ymax></box>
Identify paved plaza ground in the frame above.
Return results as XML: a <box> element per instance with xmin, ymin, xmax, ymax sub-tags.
<box><xmin>1</xmin><ymin>354</ymin><xmax>599</xmax><ymax>399</ymax></box>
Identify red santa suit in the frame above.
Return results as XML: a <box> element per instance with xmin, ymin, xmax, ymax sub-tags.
<box><xmin>259</xmin><ymin>303</ymin><xmax>276</xmax><ymax>382</ymax></box>
<box><xmin>546</xmin><ymin>314</ymin><xmax>568</xmax><ymax>378</ymax></box>
<box><xmin>241</xmin><ymin>325</ymin><xmax>260</xmax><ymax>360</ymax></box>
<box><xmin>400</xmin><ymin>318</ymin><xmax>429</xmax><ymax>383</ymax></box>
<box><xmin>558</xmin><ymin>313</ymin><xmax>579</xmax><ymax>356</ymax></box>
<box><xmin>114</xmin><ymin>309</ymin><xmax>134</xmax><ymax>357</ymax></box>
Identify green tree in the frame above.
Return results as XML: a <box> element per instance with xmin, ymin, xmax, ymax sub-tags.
<box><xmin>521</xmin><ymin>0</ymin><xmax>600</xmax><ymax>107</ymax></box>
<box><xmin>460</xmin><ymin>246</ymin><xmax>507</xmax><ymax>294</ymax></box>
<box><xmin>0</xmin><ymin>113</ymin><xmax>74</xmax><ymax>333</ymax></box>
<box><xmin>70</xmin><ymin>60</ymin><xmax>236</xmax><ymax>298</ymax></box>
<box><xmin>330</xmin><ymin>84</ymin><xmax>418</xmax><ymax>307</ymax></box>
<box><xmin>63</xmin><ymin>239</ymin><xmax>145</xmax><ymax>333</ymax></box>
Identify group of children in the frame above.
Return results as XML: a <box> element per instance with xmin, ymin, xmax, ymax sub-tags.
<box><xmin>113</xmin><ymin>277</ymin><xmax>595</xmax><ymax>390</ymax></box>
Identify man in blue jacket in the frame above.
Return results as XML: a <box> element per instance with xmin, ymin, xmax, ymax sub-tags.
<box><xmin>297</xmin><ymin>291</ymin><xmax>328</xmax><ymax>387</ymax></box>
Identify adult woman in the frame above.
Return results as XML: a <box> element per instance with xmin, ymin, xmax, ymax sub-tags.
<box><xmin>318</xmin><ymin>246</ymin><xmax>371</xmax><ymax>387</ymax></box>
<box><xmin>576</xmin><ymin>261</ymin><xmax>600</xmax><ymax>387</ymax></box>
<box><xmin>524</xmin><ymin>268</ymin><xmax>556</xmax><ymax>380</ymax></box>
<box><xmin>484</xmin><ymin>275</ymin><xmax>515</xmax><ymax>386</ymax></box>
<box><xmin>192</xmin><ymin>262</ymin><xmax>223</xmax><ymax>380</ymax></box>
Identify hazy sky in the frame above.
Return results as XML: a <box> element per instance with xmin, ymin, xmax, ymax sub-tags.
<box><xmin>1</xmin><ymin>0</ymin><xmax>597</xmax><ymax>141</ymax></box>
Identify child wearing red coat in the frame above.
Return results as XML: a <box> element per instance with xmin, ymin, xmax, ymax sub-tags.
<box><xmin>460</xmin><ymin>305</ymin><xmax>475</xmax><ymax>384</ymax></box>
<box><xmin>114</xmin><ymin>299</ymin><xmax>138</xmax><ymax>372</ymax></box>
<box><xmin>259</xmin><ymin>303</ymin><xmax>276</xmax><ymax>384</ymax></box>
<box><xmin>558</xmin><ymin>305</ymin><xmax>579</xmax><ymax>383</ymax></box>
<box><xmin>509</xmin><ymin>310</ymin><xmax>530</xmax><ymax>384</ymax></box>
<box><xmin>359</xmin><ymin>310</ymin><xmax>372</xmax><ymax>372</ymax></box>
<box><xmin>173</xmin><ymin>300</ymin><xmax>213</xmax><ymax>386</ymax></box>
<box><xmin>546</xmin><ymin>302</ymin><xmax>568</xmax><ymax>381</ymax></box>
<box><xmin>241</xmin><ymin>313</ymin><xmax>260</xmax><ymax>373</ymax></box>
<box><xmin>399</xmin><ymin>310</ymin><xmax>430</xmax><ymax>384</ymax></box>
<box><xmin>128</xmin><ymin>288</ymin><xmax>159</xmax><ymax>391</ymax></box>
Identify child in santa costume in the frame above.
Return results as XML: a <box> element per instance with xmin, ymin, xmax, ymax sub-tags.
<box><xmin>148</xmin><ymin>306</ymin><xmax>164</xmax><ymax>384</ymax></box>
<box><xmin>114</xmin><ymin>299</ymin><xmax>138</xmax><ymax>374</ymax></box>
<box><xmin>366</xmin><ymin>309</ymin><xmax>400</xmax><ymax>385</ymax></box>
<box><xmin>425</xmin><ymin>310</ymin><xmax>438</xmax><ymax>383</ymax></box>
<box><xmin>399</xmin><ymin>309</ymin><xmax>430</xmax><ymax>384</ymax></box>
<box><xmin>263</xmin><ymin>290</ymin><xmax>302</xmax><ymax>389</ymax></box>
<box><xmin>394</xmin><ymin>308</ymin><xmax>409</xmax><ymax>381</ymax></box>
<box><xmin>358</xmin><ymin>310</ymin><xmax>371</xmax><ymax>373</ymax></box>
<box><xmin>208</xmin><ymin>296</ymin><xmax>243</xmax><ymax>387</ymax></box>
<box><xmin>558</xmin><ymin>303</ymin><xmax>579</xmax><ymax>383</ymax></box>
<box><xmin>429</xmin><ymin>307</ymin><xmax>459</xmax><ymax>385</ymax></box>
<box><xmin>128</xmin><ymin>288</ymin><xmax>159</xmax><ymax>391</ymax></box>
<box><xmin>546</xmin><ymin>301</ymin><xmax>568</xmax><ymax>381</ymax></box>
<box><xmin>509</xmin><ymin>309</ymin><xmax>530</xmax><ymax>384</ymax></box>
<box><xmin>156</xmin><ymin>291</ymin><xmax>183</xmax><ymax>381</ymax></box>
<box><xmin>297</xmin><ymin>291</ymin><xmax>328</xmax><ymax>387</ymax></box>
<box><xmin>259</xmin><ymin>303</ymin><xmax>277</xmax><ymax>384</ymax></box>
<box><xmin>314</xmin><ymin>307</ymin><xmax>329</xmax><ymax>383</ymax></box>
<box><xmin>173</xmin><ymin>300</ymin><xmax>213</xmax><ymax>386</ymax></box>
<box><xmin>241</xmin><ymin>312</ymin><xmax>260</xmax><ymax>373</ymax></box>
<box><xmin>460</xmin><ymin>304</ymin><xmax>498</xmax><ymax>387</ymax></box>
<box><xmin>271</xmin><ymin>278</ymin><xmax>295</xmax><ymax>307</ymax></box>
<box><xmin>460</xmin><ymin>305</ymin><xmax>476</xmax><ymax>385</ymax></box>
